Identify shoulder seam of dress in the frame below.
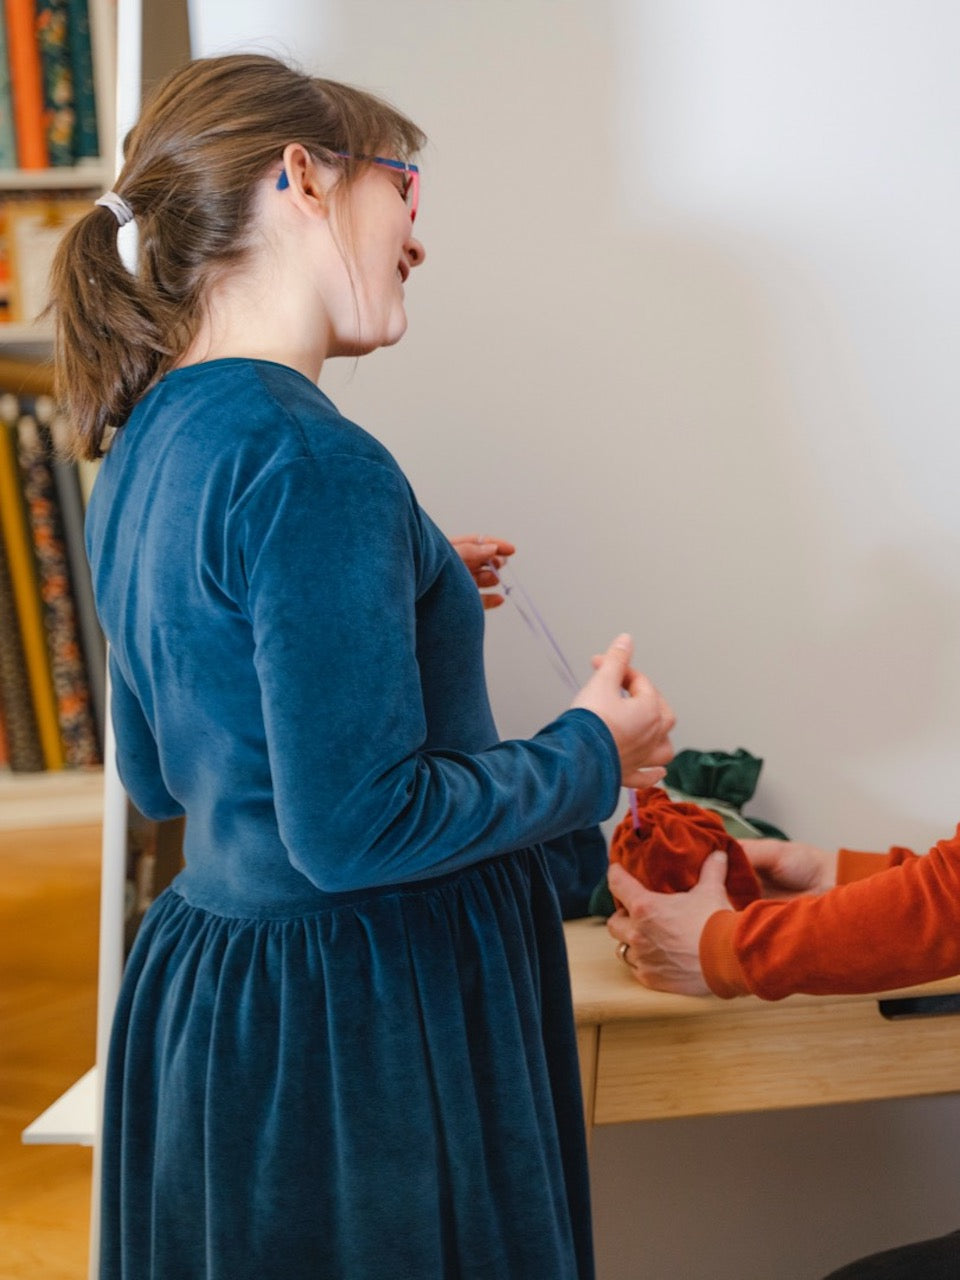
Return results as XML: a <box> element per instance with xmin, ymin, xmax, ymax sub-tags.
<box><xmin>242</xmin><ymin>360</ymin><xmax>327</xmax><ymax>458</ymax></box>
<box><xmin>230</xmin><ymin>450</ymin><xmax>413</xmax><ymax>529</ymax></box>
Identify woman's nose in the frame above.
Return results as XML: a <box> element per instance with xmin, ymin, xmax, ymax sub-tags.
<box><xmin>405</xmin><ymin>235</ymin><xmax>426</xmax><ymax>268</ymax></box>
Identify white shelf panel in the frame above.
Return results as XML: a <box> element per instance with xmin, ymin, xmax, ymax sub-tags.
<box><xmin>22</xmin><ymin>1066</ymin><xmax>97</xmax><ymax>1146</ymax></box>
<box><xmin>0</xmin><ymin>323</ymin><xmax>53</xmax><ymax>345</ymax></box>
<box><xmin>0</xmin><ymin>769</ymin><xmax>104</xmax><ymax>829</ymax></box>
<box><xmin>0</xmin><ymin>164</ymin><xmax>109</xmax><ymax>191</ymax></box>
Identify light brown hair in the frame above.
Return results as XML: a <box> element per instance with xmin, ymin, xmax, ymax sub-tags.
<box><xmin>48</xmin><ymin>53</ymin><xmax>425</xmax><ymax>459</ymax></box>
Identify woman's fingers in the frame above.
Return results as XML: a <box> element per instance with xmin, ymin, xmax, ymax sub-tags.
<box><xmin>449</xmin><ymin>535</ymin><xmax>516</xmax><ymax>609</ymax></box>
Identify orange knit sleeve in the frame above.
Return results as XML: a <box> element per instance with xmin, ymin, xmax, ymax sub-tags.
<box><xmin>700</xmin><ymin>829</ymin><xmax>960</xmax><ymax>1001</ymax></box>
<box><xmin>699</xmin><ymin>910</ymin><xmax>746</xmax><ymax>998</ymax></box>
<box><xmin>836</xmin><ymin>845</ymin><xmax>914</xmax><ymax>883</ymax></box>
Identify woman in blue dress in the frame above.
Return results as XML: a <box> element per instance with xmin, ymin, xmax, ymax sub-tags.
<box><xmin>50</xmin><ymin>53</ymin><xmax>674</xmax><ymax>1280</ymax></box>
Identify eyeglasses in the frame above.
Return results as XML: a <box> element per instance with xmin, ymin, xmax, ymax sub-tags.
<box><xmin>354</xmin><ymin>155</ymin><xmax>420</xmax><ymax>224</ymax></box>
<box><xmin>276</xmin><ymin>154</ymin><xmax>420</xmax><ymax>224</ymax></box>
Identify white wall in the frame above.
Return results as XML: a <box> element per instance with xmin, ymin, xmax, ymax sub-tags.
<box><xmin>190</xmin><ymin>3</ymin><xmax>960</xmax><ymax>1277</ymax></box>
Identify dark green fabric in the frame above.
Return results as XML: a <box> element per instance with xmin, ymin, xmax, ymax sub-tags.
<box><xmin>664</xmin><ymin>748</ymin><xmax>788</xmax><ymax>839</ymax></box>
<box><xmin>664</xmin><ymin>747</ymin><xmax>763</xmax><ymax>809</ymax></box>
<box><xmin>589</xmin><ymin>877</ymin><xmax>616</xmax><ymax>919</ymax></box>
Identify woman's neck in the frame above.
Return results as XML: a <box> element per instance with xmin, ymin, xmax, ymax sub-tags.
<box><xmin>176</xmin><ymin>266</ymin><xmax>330</xmax><ymax>383</ymax></box>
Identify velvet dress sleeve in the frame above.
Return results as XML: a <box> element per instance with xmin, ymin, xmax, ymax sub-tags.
<box><xmin>233</xmin><ymin>452</ymin><xmax>621</xmax><ymax>893</ymax></box>
<box><xmin>108</xmin><ymin>649</ymin><xmax>185</xmax><ymax>821</ymax></box>
<box><xmin>700</xmin><ymin>829</ymin><xmax>960</xmax><ymax>999</ymax></box>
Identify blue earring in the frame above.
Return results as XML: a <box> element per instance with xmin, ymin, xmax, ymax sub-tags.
<box><xmin>276</xmin><ymin>169</ymin><xmax>290</xmax><ymax>191</ymax></box>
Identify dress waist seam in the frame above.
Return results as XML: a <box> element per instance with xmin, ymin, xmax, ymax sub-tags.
<box><xmin>168</xmin><ymin>847</ymin><xmax>537</xmax><ymax>922</ymax></box>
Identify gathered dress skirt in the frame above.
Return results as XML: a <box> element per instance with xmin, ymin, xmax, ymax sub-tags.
<box><xmin>98</xmin><ymin>847</ymin><xmax>594</xmax><ymax>1280</ymax></box>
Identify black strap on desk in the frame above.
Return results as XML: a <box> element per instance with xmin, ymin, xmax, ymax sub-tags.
<box><xmin>878</xmin><ymin>994</ymin><xmax>960</xmax><ymax>1020</ymax></box>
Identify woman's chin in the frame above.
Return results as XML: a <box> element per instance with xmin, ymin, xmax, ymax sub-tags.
<box><xmin>330</xmin><ymin>317</ymin><xmax>408</xmax><ymax>358</ymax></box>
<box><xmin>376</xmin><ymin>312</ymin><xmax>409</xmax><ymax>350</ymax></box>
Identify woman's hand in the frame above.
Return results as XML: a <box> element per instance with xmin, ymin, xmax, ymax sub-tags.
<box><xmin>606</xmin><ymin>856</ymin><xmax>731</xmax><ymax>996</ymax></box>
<box><xmin>450</xmin><ymin>534</ymin><xmax>516</xmax><ymax>609</ymax></box>
<box><xmin>570</xmin><ymin>634</ymin><xmax>675</xmax><ymax>787</ymax></box>
<box><xmin>740</xmin><ymin>839</ymin><xmax>838</xmax><ymax>899</ymax></box>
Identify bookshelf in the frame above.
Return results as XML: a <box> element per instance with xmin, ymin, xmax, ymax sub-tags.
<box><xmin>0</xmin><ymin>347</ymin><xmax>104</xmax><ymax>796</ymax></box>
<box><xmin>0</xmin><ymin>0</ymin><xmax>116</xmax><ymax>345</ymax></box>
<box><xmin>6</xmin><ymin>3</ymin><xmax>173</xmax><ymax>1276</ymax></box>
<box><xmin>0</xmin><ymin>0</ymin><xmax>116</xmax><ymax>802</ymax></box>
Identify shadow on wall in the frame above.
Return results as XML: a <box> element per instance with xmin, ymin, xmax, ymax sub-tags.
<box><xmin>591</xmin><ymin>1094</ymin><xmax>960</xmax><ymax>1280</ymax></box>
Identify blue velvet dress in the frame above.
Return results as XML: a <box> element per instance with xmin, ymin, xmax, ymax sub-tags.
<box><xmin>86</xmin><ymin>359</ymin><xmax>620</xmax><ymax>1280</ymax></box>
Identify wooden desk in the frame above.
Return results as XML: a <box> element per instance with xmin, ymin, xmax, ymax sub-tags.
<box><xmin>565</xmin><ymin>917</ymin><xmax>960</xmax><ymax>1131</ymax></box>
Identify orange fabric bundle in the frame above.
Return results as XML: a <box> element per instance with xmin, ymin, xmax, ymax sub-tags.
<box><xmin>610</xmin><ymin>786</ymin><xmax>761</xmax><ymax>910</ymax></box>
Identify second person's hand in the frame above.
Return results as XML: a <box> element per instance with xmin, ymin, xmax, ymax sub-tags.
<box><xmin>740</xmin><ymin>838</ymin><xmax>838</xmax><ymax>899</ymax></box>
<box><xmin>606</xmin><ymin>856</ymin><xmax>730</xmax><ymax>996</ymax></box>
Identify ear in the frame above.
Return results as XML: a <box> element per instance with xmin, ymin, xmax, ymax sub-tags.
<box><xmin>277</xmin><ymin>142</ymin><xmax>332</xmax><ymax>217</ymax></box>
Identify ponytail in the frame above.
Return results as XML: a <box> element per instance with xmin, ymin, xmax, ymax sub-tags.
<box><xmin>49</xmin><ymin>200</ymin><xmax>176</xmax><ymax>459</ymax></box>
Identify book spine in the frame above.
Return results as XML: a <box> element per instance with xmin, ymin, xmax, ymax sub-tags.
<box><xmin>17</xmin><ymin>405</ymin><xmax>99</xmax><ymax>766</ymax></box>
<box><xmin>3</xmin><ymin>0</ymin><xmax>48</xmax><ymax>169</ymax></box>
<box><xmin>64</xmin><ymin>0</ymin><xmax>94</xmax><ymax>159</ymax></box>
<box><xmin>35</xmin><ymin>0</ymin><xmax>75</xmax><ymax>167</ymax></box>
<box><xmin>0</xmin><ymin>408</ymin><xmax>62</xmax><ymax>766</ymax></box>
<box><xmin>0</xmin><ymin>510</ymin><xmax>44</xmax><ymax>770</ymax></box>
<box><xmin>49</xmin><ymin>444</ymin><xmax>104</xmax><ymax>749</ymax></box>
<box><xmin>0</xmin><ymin>13</ymin><xmax>19</xmax><ymax>167</ymax></box>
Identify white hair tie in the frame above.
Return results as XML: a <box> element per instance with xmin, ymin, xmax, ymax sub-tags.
<box><xmin>95</xmin><ymin>191</ymin><xmax>135</xmax><ymax>227</ymax></box>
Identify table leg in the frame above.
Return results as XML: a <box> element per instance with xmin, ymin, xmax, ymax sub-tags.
<box><xmin>576</xmin><ymin>1024</ymin><xmax>599</xmax><ymax>1149</ymax></box>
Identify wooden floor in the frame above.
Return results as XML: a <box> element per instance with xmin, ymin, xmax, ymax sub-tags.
<box><xmin>0</xmin><ymin>822</ymin><xmax>100</xmax><ymax>1280</ymax></box>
